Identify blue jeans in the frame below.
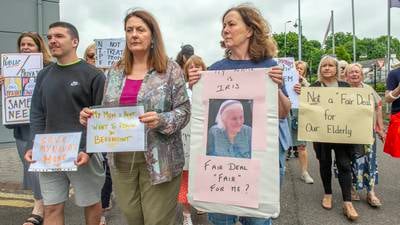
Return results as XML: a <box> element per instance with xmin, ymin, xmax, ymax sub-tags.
<box><xmin>208</xmin><ymin>213</ymin><xmax>272</xmax><ymax>225</ymax></box>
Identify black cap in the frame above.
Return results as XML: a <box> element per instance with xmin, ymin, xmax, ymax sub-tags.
<box><xmin>181</xmin><ymin>44</ymin><xmax>194</xmax><ymax>57</ymax></box>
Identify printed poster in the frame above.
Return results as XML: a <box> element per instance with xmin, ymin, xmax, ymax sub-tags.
<box><xmin>1</xmin><ymin>53</ymin><xmax>43</xmax><ymax>124</ymax></box>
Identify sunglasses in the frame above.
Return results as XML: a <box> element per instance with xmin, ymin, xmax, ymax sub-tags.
<box><xmin>86</xmin><ymin>53</ymin><xmax>95</xmax><ymax>59</ymax></box>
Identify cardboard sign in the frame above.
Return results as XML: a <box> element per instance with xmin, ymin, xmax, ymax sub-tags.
<box><xmin>298</xmin><ymin>87</ymin><xmax>374</xmax><ymax>144</ymax></box>
<box><xmin>277</xmin><ymin>57</ymin><xmax>299</xmax><ymax>108</ymax></box>
<box><xmin>29</xmin><ymin>132</ymin><xmax>81</xmax><ymax>172</ymax></box>
<box><xmin>188</xmin><ymin>68</ymin><xmax>280</xmax><ymax>218</ymax></box>
<box><xmin>1</xmin><ymin>53</ymin><xmax>42</xmax><ymax>124</ymax></box>
<box><xmin>94</xmin><ymin>38</ymin><xmax>125</xmax><ymax>68</ymax></box>
<box><xmin>86</xmin><ymin>106</ymin><xmax>145</xmax><ymax>153</ymax></box>
<box><xmin>194</xmin><ymin>156</ymin><xmax>261</xmax><ymax>208</ymax></box>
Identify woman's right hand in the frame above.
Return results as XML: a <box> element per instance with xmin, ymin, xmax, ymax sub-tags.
<box><xmin>79</xmin><ymin>107</ymin><xmax>93</xmax><ymax>127</ymax></box>
<box><xmin>293</xmin><ymin>83</ymin><xmax>302</xmax><ymax>95</ymax></box>
<box><xmin>188</xmin><ymin>66</ymin><xmax>202</xmax><ymax>89</ymax></box>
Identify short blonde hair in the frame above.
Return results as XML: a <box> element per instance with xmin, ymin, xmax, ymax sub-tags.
<box><xmin>317</xmin><ymin>55</ymin><xmax>339</xmax><ymax>82</ymax></box>
<box><xmin>344</xmin><ymin>63</ymin><xmax>364</xmax><ymax>80</ymax></box>
<box><xmin>83</xmin><ymin>42</ymin><xmax>96</xmax><ymax>62</ymax></box>
<box><xmin>295</xmin><ymin>60</ymin><xmax>308</xmax><ymax>77</ymax></box>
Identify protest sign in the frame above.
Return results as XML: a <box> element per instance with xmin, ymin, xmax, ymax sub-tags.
<box><xmin>182</xmin><ymin>123</ymin><xmax>191</xmax><ymax>170</ymax></box>
<box><xmin>298</xmin><ymin>87</ymin><xmax>374</xmax><ymax>144</ymax></box>
<box><xmin>188</xmin><ymin>68</ymin><xmax>280</xmax><ymax>218</ymax></box>
<box><xmin>194</xmin><ymin>156</ymin><xmax>261</xmax><ymax>208</ymax></box>
<box><xmin>86</xmin><ymin>106</ymin><xmax>145</xmax><ymax>153</ymax></box>
<box><xmin>277</xmin><ymin>57</ymin><xmax>299</xmax><ymax>108</ymax></box>
<box><xmin>29</xmin><ymin>132</ymin><xmax>81</xmax><ymax>172</ymax></box>
<box><xmin>94</xmin><ymin>38</ymin><xmax>125</xmax><ymax>68</ymax></box>
<box><xmin>1</xmin><ymin>53</ymin><xmax>42</xmax><ymax>124</ymax></box>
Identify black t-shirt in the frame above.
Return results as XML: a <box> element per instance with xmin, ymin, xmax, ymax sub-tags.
<box><xmin>27</xmin><ymin>60</ymin><xmax>105</xmax><ymax>151</ymax></box>
<box><xmin>386</xmin><ymin>68</ymin><xmax>400</xmax><ymax>114</ymax></box>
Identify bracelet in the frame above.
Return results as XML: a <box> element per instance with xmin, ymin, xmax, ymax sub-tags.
<box><xmin>389</xmin><ymin>90</ymin><xmax>400</xmax><ymax>100</ymax></box>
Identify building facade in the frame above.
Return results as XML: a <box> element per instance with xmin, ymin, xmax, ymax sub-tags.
<box><xmin>0</xmin><ymin>0</ymin><xmax>60</xmax><ymax>143</ymax></box>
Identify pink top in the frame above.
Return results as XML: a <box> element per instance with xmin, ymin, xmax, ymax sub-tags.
<box><xmin>119</xmin><ymin>79</ymin><xmax>143</xmax><ymax>105</ymax></box>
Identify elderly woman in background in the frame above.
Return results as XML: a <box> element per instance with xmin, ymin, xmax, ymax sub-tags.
<box><xmin>292</xmin><ymin>60</ymin><xmax>314</xmax><ymax>184</ymax></box>
<box><xmin>82</xmin><ymin>42</ymin><xmax>113</xmax><ymax>225</ymax></box>
<box><xmin>0</xmin><ymin>31</ymin><xmax>52</xmax><ymax>225</ymax></box>
<box><xmin>344</xmin><ymin>63</ymin><xmax>384</xmax><ymax>207</ymax></box>
<box><xmin>79</xmin><ymin>9</ymin><xmax>190</xmax><ymax>225</ymax></box>
<box><xmin>338</xmin><ymin>60</ymin><xmax>349</xmax><ymax>81</ymax></box>
<box><xmin>207</xmin><ymin>100</ymin><xmax>252</xmax><ymax>159</ymax></box>
<box><xmin>311</xmin><ymin>55</ymin><xmax>358</xmax><ymax>221</ymax></box>
<box><xmin>83</xmin><ymin>43</ymin><xmax>96</xmax><ymax>66</ymax></box>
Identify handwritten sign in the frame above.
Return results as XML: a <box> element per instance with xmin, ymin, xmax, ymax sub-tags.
<box><xmin>182</xmin><ymin>123</ymin><xmax>191</xmax><ymax>170</ymax></box>
<box><xmin>194</xmin><ymin>156</ymin><xmax>260</xmax><ymax>208</ymax></box>
<box><xmin>29</xmin><ymin>132</ymin><xmax>81</xmax><ymax>172</ymax></box>
<box><xmin>86</xmin><ymin>106</ymin><xmax>145</xmax><ymax>153</ymax></box>
<box><xmin>298</xmin><ymin>87</ymin><xmax>374</xmax><ymax>144</ymax></box>
<box><xmin>188</xmin><ymin>68</ymin><xmax>280</xmax><ymax>218</ymax></box>
<box><xmin>94</xmin><ymin>38</ymin><xmax>125</xmax><ymax>68</ymax></box>
<box><xmin>201</xmin><ymin>69</ymin><xmax>267</xmax><ymax>151</ymax></box>
<box><xmin>1</xmin><ymin>53</ymin><xmax>42</xmax><ymax>124</ymax></box>
<box><xmin>277</xmin><ymin>57</ymin><xmax>299</xmax><ymax>108</ymax></box>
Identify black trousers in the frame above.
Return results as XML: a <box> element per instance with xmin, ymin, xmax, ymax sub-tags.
<box><xmin>314</xmin><ymin>142</ymin><xmax>355</xmax><ymax>202</ymax></box>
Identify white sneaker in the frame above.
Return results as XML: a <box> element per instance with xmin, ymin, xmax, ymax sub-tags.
<box><xmin>183</xmin><ymin>213</ymin><xmax>193</xmax><ymax>225</ymax></box>
<box><xmin>301</xmin><ymin>171</ymin><xmax>314</xmax><ymax>184</ymax></box>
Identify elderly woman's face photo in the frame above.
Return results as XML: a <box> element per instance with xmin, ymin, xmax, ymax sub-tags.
<box><xmin>320</xmin><ymin>59</ymin><xmax>337</xmax><ymax>80</ymax></box>
<box><xmin>222</xmin><ymin>10</ymin><xmax>252</xmax><ymax>50</ymax></box>
<box><xmin>346</xmin><ymin>66</ymin><xmax>363</xmax><ymax>85</ymax></box>
<box><xmin>222</xmin><ymin>104</ymin><xmax>244</xmax><ymax>134</ymax></box>
<box><xmin>125</xmin><ymin>16</ymin><xmax>152</xmax><ymax>54</ymax></box>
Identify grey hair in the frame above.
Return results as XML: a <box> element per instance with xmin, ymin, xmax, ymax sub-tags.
<box><xmin>317</xmin><ymin>55</ymin><xmax>339</xmax><ymax>82</ymax></box>
<box><xmin>215</xmin><ymin>100</ymin><xmax>243</xmax><ymax>129</ymax></box>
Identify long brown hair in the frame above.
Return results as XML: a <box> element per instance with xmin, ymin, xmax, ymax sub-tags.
<box><xmin>118</xmin><ymin>9</ymin><xmax>168</xmax><ymax>74</ymax></box>
<box><xmin>17</xmin><ymin>32</ymin><xmax>52</xmax><ymax>65</ymax></box>
<box><xmin>221</xmin><ymin>4</ymin><xmax>278</xmax><ymax>61</ymax></box>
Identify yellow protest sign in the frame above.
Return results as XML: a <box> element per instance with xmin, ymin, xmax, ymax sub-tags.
<box><xmin>298</xmin><ymin>87</ymin><xmax>374</xmax><ymax>144</ymax></box>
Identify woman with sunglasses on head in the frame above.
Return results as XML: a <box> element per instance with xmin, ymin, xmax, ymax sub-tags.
<box><xmin>0</xmin><ymin>31</ymin><xmax>52</xmax><ymax>225</ymax></box>
<box><xmin>82</xmin><ymin>42</ymin><xmax>113</xmax><ymax>225</ymax></box>
<box><xmin>79</xmin><ymin>9</ymin><xmax>190</xmax><ymax>225</ymax></box>
<box><xmin>311</xmin><ymin>55</ymin><xmax>358</xmax><ymax>221</ymax></box>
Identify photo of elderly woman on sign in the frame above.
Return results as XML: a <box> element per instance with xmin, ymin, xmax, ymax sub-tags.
<box><xmin>207</xmin><ymin>99</ymin><xmax>253</xmax><ymax>159</ymax></box>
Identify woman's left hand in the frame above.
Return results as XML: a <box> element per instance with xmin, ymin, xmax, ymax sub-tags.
<box><xmin>268</xmin><ymin>67</ymin><xmax>283</xmax><ymax>87</ymax></box>
<box><xmin>139</xmin><ymin>112</ymin><xmax>160</xmax><ymax>129</ymax></box>
<box><xmin>377</xmin><ymin>130</ymin><xmax>386</xmax><ymax>143</ymax></box>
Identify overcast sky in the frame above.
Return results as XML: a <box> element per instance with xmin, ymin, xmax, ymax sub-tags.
<box><xmin>60</xmin><ymin>0</ymin><xmax>400</xmax><ymax>65</ymax></box>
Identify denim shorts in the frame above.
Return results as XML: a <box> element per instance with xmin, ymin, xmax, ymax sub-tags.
<box><xmin>208</xmin><ymin>213</ymin><xmax>272</xmax><ymax>225</ymax></box>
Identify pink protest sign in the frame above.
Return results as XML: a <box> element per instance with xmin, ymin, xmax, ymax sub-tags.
<box><xmin>193</xmin><ymin>155</ymin><xmax>261</xmax><ymax>208</ymax></box>
<box><xmin>201</xmin><ymin>69</ymin><xmax>267</xmax><ymax>152</ymax></box>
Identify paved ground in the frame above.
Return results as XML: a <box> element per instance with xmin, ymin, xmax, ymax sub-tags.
<box><xmin>0</xmin><ymin>140</ymin><xmax>399</xmax><ymax>225</ymax></box>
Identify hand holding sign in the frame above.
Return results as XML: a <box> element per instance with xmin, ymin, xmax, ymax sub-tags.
<box><xmin>139</xmin><ymin>111</ymin><xmax>160</xmax><ymax>129</ymax></box>
<box><xmin>79</xmin><ymin>107</ymin><xmax>94</xmax><ymax>127</ymax></box>
<box><xmin>267</xmin><ymin>66</ymin><xmax>283</xmax><ymax>87</ymax></box>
